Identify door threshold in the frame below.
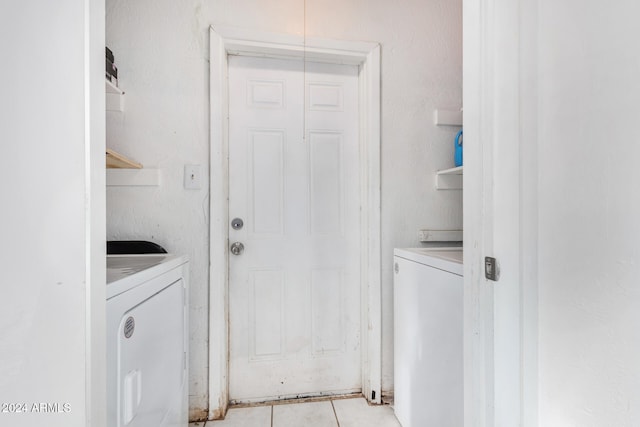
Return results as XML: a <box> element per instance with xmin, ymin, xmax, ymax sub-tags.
<box><xmin>229</xmin><ymin>391</ymin><xmax>363</xmax><ymax>408</ymax></box>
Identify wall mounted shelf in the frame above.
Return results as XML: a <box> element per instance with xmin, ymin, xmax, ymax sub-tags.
<box><xmin>106</xmin><ymin>79</ymin><xmax>124</xmax><ymax>111</ymax></box>
<box><xmin>106</xmin><ymin>148</ymin><xmax>141</xmax><ymax>169</ymax></box>
<box><xmin>436</xmin><ymin>166</ymin><xmax>463</xmax><ymax>190</ymax></box>
<box><xmin>434</xmin><ymin>109</ymin><xmax>463</xmax><ymax>126</ymax></box>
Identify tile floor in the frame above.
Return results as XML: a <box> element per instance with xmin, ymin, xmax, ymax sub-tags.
<box><xmin>189</xmin><ymin>397</ymin><xmax>401</xmax><ymax>427</ymax></box>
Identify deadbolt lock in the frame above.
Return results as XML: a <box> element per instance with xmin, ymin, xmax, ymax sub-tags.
<box><xmin>231</xmin><ymin>218</ymin><xmax>244</xmax><ymax>230</ymax></box>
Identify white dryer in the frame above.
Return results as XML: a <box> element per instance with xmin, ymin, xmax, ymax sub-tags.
<box><xmin>393</xmin><ymin>247</ymin><xmax>463</xmax><ymax>427</ymax></box>
<box><xmin>106</xmin><ymin>254</ymin><xmax>189</xmax><ymax>427</ymax></box>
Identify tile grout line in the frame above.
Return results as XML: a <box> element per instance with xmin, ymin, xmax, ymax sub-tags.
<box><xmin>330</xmin><ymin>400</ymin><xmax>341</xmax><ymax>427</ymax></box>
<box><xmin>271</xmin><ymin>404</ymin><xmax>274</xmax><ymax>427</ymax></box>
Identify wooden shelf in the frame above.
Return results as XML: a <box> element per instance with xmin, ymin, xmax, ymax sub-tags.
<box><xmin>105</xmin><ymin>149</ymin><xmax>158</xmax><ymax>186</ymax></box>
<box><xmin>106</xmin><ymin>148</ymin><xmax>142</xmax><ymax>169</ymax></box>
<box><xmin>106</xmin><ymin>78</ymin><xmax>124</xmax><ymax>111</ymax></box>
<box><xmin>436</xmin><ymin>166</ymin><xmax>463</xmax><ymax>190</ymax></box>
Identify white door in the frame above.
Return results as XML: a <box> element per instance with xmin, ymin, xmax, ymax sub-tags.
<box><xmin>227</xmin><ymin>55</ymin><xmax>361</xmax><ymax>403</ymax></box>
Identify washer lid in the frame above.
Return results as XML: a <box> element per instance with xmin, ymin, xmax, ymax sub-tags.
<box><xmin>107</xmin><ymin>254</ymin><xmax>188</xmax><ymax>299</ymax></box>
<box><xmin>394</xmin><ymin>247</ymin><xmax>463</xmax><ymax>275</ymax></box>
<box><xmin>107</xmin><ymin>255</ymin><xmax>167</xmax><ymax>283</ymax></box>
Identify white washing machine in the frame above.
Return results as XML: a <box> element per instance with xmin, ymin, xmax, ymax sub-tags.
<box><xmin>107</xmin><ymin>254</ymin><xmax>189</xmax><ymax>427</ymax></box>
<box><xmin>393</xmin><ymin>247</ymin><xmax>463</xmax><ymax>427</ymax></box>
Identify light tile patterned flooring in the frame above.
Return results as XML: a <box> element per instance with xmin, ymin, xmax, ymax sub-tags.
<box><xmin>189</xmin><ymin>397</ymin><xmax>401</xmax><ymax>427</ymax></box>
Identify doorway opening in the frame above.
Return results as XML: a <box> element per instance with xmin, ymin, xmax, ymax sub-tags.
<box><xmin>208</xmin><ymin>26</ymin><xmax>381</xmax><ymax>419</ymax></box>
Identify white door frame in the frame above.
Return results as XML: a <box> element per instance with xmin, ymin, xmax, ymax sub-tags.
<box><xmin>208</xmin><ymin>26</ymin><xmax>381</xmax><ymax>419</ymax></box>
<box><xmin>463</xmin><ymin>0</ymin><xmax>538</xmax><ymax>426</ymax></box>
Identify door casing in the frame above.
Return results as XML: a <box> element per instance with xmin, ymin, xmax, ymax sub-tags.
<box><xmin>463</xmin><ymin>0</ymin><xmax>539</xmax><ymax>425</ymax></box>
<box><xmin>208</xmin><ymin>26</ymin><xmax>381</xmax><ymax>419</ymax></box>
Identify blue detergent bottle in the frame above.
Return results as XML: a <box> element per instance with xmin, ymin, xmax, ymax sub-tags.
<box><xmin>454</xmin><ymin>129</ymin><xmax>463</xmax><ymax>167</ymax></box>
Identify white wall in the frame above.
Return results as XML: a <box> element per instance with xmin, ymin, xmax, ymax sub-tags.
<box><xmin>537</xmin><ymin>0</ymin><xmax>640</xmax><ymax>424</ymax></box>
<box><xmin>105</xmin><ymin>0</ymin><xmax>212</xmax><ymax>418</ymax></box>
<box><xmin>0</xmin><ymin>1</ymin><xmax>105</xmax><ymax>426</ymax></box>
<box><xmin>105</xmin><ymin>0</ymin><xmax>462</xmax><ymax>415</ymax></box>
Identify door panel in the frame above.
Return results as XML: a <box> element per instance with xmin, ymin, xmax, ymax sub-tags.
<box><xmin>228</xmin><ymin>55</ymin><xmax>360</xmax><ymax>402</ymax></box>
<box><xmin>309</xmin><ymin>131</ymin><xmax>344</xmax><ymax>234</ymax></box>
<box><xmin>249</xmin><ymin>130</ymin><xmax>284</xmax><ymax>236</ymax></box>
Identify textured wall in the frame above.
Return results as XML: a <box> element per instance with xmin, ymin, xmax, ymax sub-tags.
<box><xmin>106</xmin><ymin>0</ymin><xmax>462</xmax><ymax>418</ymax></box>
<box><xmin>106</xmin><ymin>0</ymin><xmax>211</xmax><ymax>419</ymax></box>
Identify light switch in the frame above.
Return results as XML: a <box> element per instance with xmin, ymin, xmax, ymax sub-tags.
<box><xmin>184</xmin><ymin>165</ymin><xmax>201</xmax><ymax>189</ymax></box>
